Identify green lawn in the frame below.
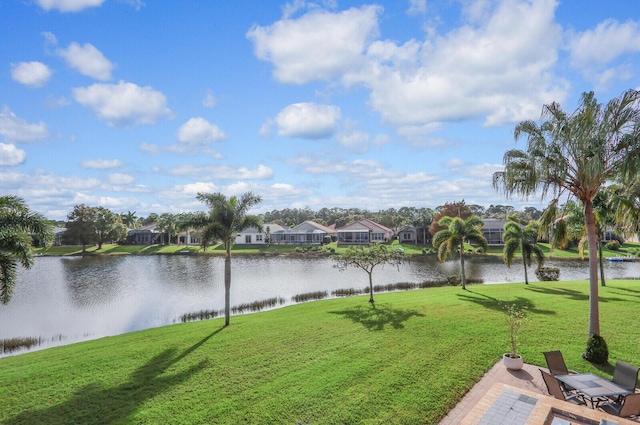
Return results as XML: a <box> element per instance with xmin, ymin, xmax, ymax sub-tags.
<box><xmin>2</xmin><ymin>280</ymin><xmax>640</xmax><ymax>424</ymax></box>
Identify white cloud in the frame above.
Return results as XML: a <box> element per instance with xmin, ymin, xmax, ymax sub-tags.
<box><xmin>0</xmin><ymin>143</ymin><xmax>27</xmax><ymax>165</ymax></box>
<box><xmin>139</xmin><ymin>142</ymin><xmax>160</xmax><ymax>154</ymax></box>
<box><xmin>177</xmin><ymin>117</ymin><xmax>226</xmax><ymax>143</ymax></box>
<box><xmin>202</xmin><ymin>91</ymin><xmax>216</xmax><ymax>108</ymax></box>
<box><xmin>336</xmin><ymin>130</ymin><xmax>369</xmax><ymax>152</ymax></box>
<box><xmin>167</xmin><ymin>164</ymin><xmax>273</xmax><ymax>180</ymax></box>
<box><xmin>57</xmin><ymin>42</ymin><xmax>114</xmax><ymax>80</ymax></box>
<box><xmin>108</xmin><ymin>173</ymin><xmax>135</xmax><ymax>185</ymax></box>
<box><xmin>10</xmin><ymin>62</ymin><xmax>53</xmax><ymax>87</ymax></box>
<box><xmin>247</xmin><ymin>5</ymin><xmax>381</xmax><ymax>84</ymax></box>
<box><xmin>36</xmin><ymin>0</ymin><xmax>105</xmax><ymax>12</ymax></box>
<box><xmin>182</xmin><ymin>182</ymin><xmax>218</xmax><ymax>196</ymax></box>
<box><xmin>360</xmin><ymin>0</ymin><xmax>566</xmax><ymax>127</ymax></box>
<box><xmin>274</xmin><ymin>103</ymin><xmax>341</xmax><ymax>139</ymax></box>
<box><xmin>72</xmin><ymin>81</ymin><xmax>173</xmax><ymax>127</ymax></box>
<box><xmin>0</xmin><ymin>106</ymin><xmax>50</xmax><ymax>143</ymax></box>
<box><xmin>568</xmin><ymin>19</ymin><xmax>640</xmax><ymax>85</ymax></box>
<box><xmin>407</xmin><ymin>0</ymin><xmax>427</xmax><ymax>15</ymax></box>
<box><xmin>81</xmin><ymin>159</ymin><xmax>123</xmax><ymax>169</ymax></box>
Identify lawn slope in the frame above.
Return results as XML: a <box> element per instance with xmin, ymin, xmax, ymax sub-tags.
<box><xmin>1</xmin><ymin>280</ymin><xmax>640</xmax><ymax>424</ymax></box>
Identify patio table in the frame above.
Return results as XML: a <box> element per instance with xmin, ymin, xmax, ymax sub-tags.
<box><xmin>555</xmin><ymin>373</ymin><xmax>631</xmax><ymax>408</ymax></box>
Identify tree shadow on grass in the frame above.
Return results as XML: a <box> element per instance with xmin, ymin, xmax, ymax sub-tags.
<box><xmin>329</xmin><ymin>303</ymin><xmax>424</xmax><ymax>331</ymax></box>
<box><xmin>4</xmin><ymin>327</ymin><xmax>224</xmax><ymax>425</ymax></box>
<box><xmin>459</xmin><ymin>290</ymin><xmax>556</xmax><ymax>315</ymax></box>
<box><xmin>525</xmin><ymin>285</ymin><xmax>632</xmax><ymax>304</ymax></box>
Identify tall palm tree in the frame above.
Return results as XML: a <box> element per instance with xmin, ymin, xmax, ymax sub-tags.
<box><xmin>432</xmin><ymin>215</ymin><xmax>488</xmax><ymax>290</ymax></box>
<box><xmin>0</xmin><ymin>195</ymin><xmax>53</xmax><ymax>304</ymax></box>
<box><xmin>502</xmin><ymin>221</ymin><xmax>544</xmax><ymax>285</ymax></box>
<box><xmin>493</xmin><ymin>90</ymin><xmax>640</xmax><ymax>345</ymax></box>
<box><xmin>121</xmin><ymin>211</ymin><xmax>139</xmax><ymax>229</ymax></box>
<box><xmin>188</xmin><ymin>192</ymin><xmax>262</xmax><ymax>326</ymax></box>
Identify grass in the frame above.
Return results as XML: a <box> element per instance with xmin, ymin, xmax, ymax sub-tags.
<box><xmin>2</xmin><ymin>280</ymin><xmax>640</xmax><ymax>424</ymax></box>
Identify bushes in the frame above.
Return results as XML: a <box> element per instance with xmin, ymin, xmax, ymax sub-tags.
<box><xmin>582</xmin><ymin>334</ymin><xmax>609</xmax><ymax>364</ymax></box>
<box><xmin>535</xmin><ymin>267</ymin><xmax>560</xmax><ymax>281</ymax></box>
<box><xmin>605</xmin><ymin>240</ymin><xmax>621</xmax><ymax>251</ymax></box>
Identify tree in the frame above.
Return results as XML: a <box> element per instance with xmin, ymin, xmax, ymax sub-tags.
<box><xmin>65</xmin><ymin>204</ymin><xmax>96</xmax><ymax>255</ymax></box>
<box><xmin>412</xmin><ymin>208</ymin><xmax>433</xmax><ymax>245</ymax></box>
<box><xmin>429</xmin><ymin>201</ymin><xmax>472</xmax><ymax>238</ymax></box>
<box><xmin>493</xmin><ymin>90</ymin><xmax>640</xmax><ymax>351</ymax></box>
<box><xmin>157</xmin><ymin>213</ymin><xmax>178</xmax><ymax>245</ymax></box>
<box><xmin>186</xmin><ymin>192</ymin><xmax>262</xmax><ymax>326</ymax></box>
<box><xmin>502</xmin><ymin>221</ymin><xmax>544</xmax><ymax>285</ymax></box>
<box><xmin>332</xmin><ymin>244</ymin><xmax>404</xmax><ymax>304</ymax></box>
<box><xmin>432</xmin><ymin>216</ymin><xmax>488</xmax><ymax>290</ymax></box>
<box><xmin>92</xmin><ymin>207</ymin><xmax>127</xmax><ymax>249</ymax></box>
<box><xmin>0</xmin><ymin>196</ymin><xmax>53</xmax><ymax>304</ymax></box>
<box><xmin>121</xmin><ymin>211</ymin><xmax>139</xmax><ymax>229</ymax></box>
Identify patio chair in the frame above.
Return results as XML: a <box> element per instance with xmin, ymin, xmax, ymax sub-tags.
<box><xmin>539</xmin><ymin>369</ymin><xmax>586</xmax><ymax>405</ymax></box>
<box><xmin>600</xmin><ymin>392</ymin><xmax>640</xmax><ymax>418</ymax></box>
<box><xmin>612</xmin><ymin>360</ymin><xmax>640</xmax><ymax>393</ymax></box>
<box><xmin>543</xmin><ymin>350</ymin><xmax>576</xmax><ymax>376</ymax></box>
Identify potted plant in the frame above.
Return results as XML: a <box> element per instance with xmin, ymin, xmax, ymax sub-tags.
<box><xmin>503</xmin><ymin>303</ymin><xmax>527</xmax><ymax>370</ymax></box>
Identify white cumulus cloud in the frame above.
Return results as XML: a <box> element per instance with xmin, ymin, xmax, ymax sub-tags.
<box><xmin>57</xmin><ymin>42</ymin><xmax>114</xmax><ymax>80</ymax></box>
<box><xmin>0</xmin><ymin>106</ymin><xmax>50</xmax><ymax>143</ymax></box>
<box><xmin>274</xmin><ymin>103</ymin><xmax>341</xmax><ymax>139</ymax></box>
<box><xmin>0</xmin><ymin>143</ymin><xmax>27</xmax><ymax>166</ymax></box>
<box><xmin>10</xmin><ymin>62</ymin><xmax>53</xmax><ymax>87</ymax></box>
<box><xmin>72</xmin><ymin>81</ymin><xmax>173</xmax><ymax>127</ymax></box>
<box><xmin>108</xmin><ymin>173</ymin><xmax>135</xmax><ymax>185</ymax></box>
<box><xmin>177</xmin><ymin>117</ymin><xmax>226</xmax><ymax>143</ymax></box>
<box><xmin>81</xmin><ymin>159</ymin><xmax>123</xmax><ymax>169</ymax></box>
<box><xmin>36</xmin><ymin>0</ymin><xmax>105</xmax><ymax>12</ymax></box>
<box><xmin>247</xmin><ymin>5</ymin><xmax>381</xmax><ymax>84</ymax></box>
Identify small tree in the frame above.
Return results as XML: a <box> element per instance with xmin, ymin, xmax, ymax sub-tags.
<box><xmin>502</xmin><ymin>221</ymin><xmax>544</xmax><ymax>285</ymax></box>
<box><xmin>332</xmin><ymin>244</ymin><xmax>404</xmax><ymax>304</ymax></box>
<box><xmin>504</xmin><ymin>303</ymin><xmax>527</xmax><ymax>358</ymax></box>
<box><xmin>65</xmin><ymin>204</ymin><xmax>96</xmax><ymax>255</ymax></box>
<box><xmin>92</xmin><ymin>207</ymin><xmax>127</xmax><ymax>249</ymax></box>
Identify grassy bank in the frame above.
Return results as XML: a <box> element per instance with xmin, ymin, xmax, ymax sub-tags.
<box><xmin>1</xmin><ymin>280</ymin><xmax>640</xmax><ymax>424</ymax></box>
<box><xmin>34</xmin><ymin>240</ymin><xmax>640</xmax><ymax>260</ymax></box>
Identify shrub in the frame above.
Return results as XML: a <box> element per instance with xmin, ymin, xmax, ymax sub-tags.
<box><xmin>475</xmin><ymin>247</ymin><xmax>484</xmax><ymax>254</ymax></box>
<box><xmin>605</xmin><ymin>240</ymin><xmax>621</xmax><ymax>251</ymax></box>
<box><xmin>535</xmin><ymin>266</ymin><xmax>560</xmax><ymax>281</ymax></box>
<box><xmin>447</xmin><ymin>275</ymin><xmax>461</xmax><ymax>286</ymax></box>
<box><xmin>582</xmin><ymin>334</ymin><xmax>609</xmax><ymax>364</ymax></box>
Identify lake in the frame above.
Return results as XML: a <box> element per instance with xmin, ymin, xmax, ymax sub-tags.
<box><xmin>2</xmin><ymin>254</ymin><xmax>639</xmax><ymax>357</ymax></box>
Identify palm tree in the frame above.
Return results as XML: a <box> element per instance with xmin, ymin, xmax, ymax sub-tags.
<box><xmin>187</xmin><ymin>192</ymin><xmax>262</xmax><ymax>326</ymax></box>
<box><xmin>432</xmin><ymin>215</ymin><xmax>488</xmax><ymax>290</ymax></box>
<box><xmin>121</xmin><ymin>211</ymin><xmax>139</xmax><ymax>229</ymax></box>
<box><xmin>157</xmin><ymin>213</ymin><xmax>178</xmax><ymax>245</ymax></box>
<box><xmin>502</xmin><ymin>221</ymin><xmax>544</xmax><ymax>285</ymax></box>
<box><xmin>493</xmin><ymin>90</ymin><xmax>640</xmax><ymax>345</ymax></box>
<box><xmin>0</xmin><ymin>196</ymin><xmax>53</xmax><ymax>304</ymax></box>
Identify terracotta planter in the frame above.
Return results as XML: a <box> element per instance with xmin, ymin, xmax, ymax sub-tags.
<box><xmin>503</xmin><ymin>353</ymin><xmax>523</xmax><ymax>370</ymax></box>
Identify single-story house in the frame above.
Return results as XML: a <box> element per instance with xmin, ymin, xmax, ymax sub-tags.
<box><xmin>270</xmin><ymin>221</ymin><xmax>335</xmax><ymax>245</ymax></box>
<box><xmin>337</xmin><ymin>219</ymin><xmax>392</xmax><ymax>244</ymax></box>
<box><xmin>481</xmin><ymin>218</ymin><xmax>509</xmax><ymax>245</ymax></box>
<box><xmin>398</xmin><ymin>226</ymin><xmax>417</xmax><ymax>243</ymax></box>
<box><xmin>236</xmin><ymin>223</ymin><xmax>286</xmax><ymax>245</ymax></box>
<box><xmin>127</xmin><ymin>224</ymin><xmax>161</xmax><ymax>245</ymax></box>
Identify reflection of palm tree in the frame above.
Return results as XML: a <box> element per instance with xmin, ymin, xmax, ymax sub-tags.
<box><xmin>185</xmin><ymin>192</ymin><xmax>262</xmax><ymax>326</ymax></box>
<box><xmin>0</xmin><ymin>195</ymin><xmax>53</xmax><ymax>304</ymax></box>
<box><xmin>494</xmin><ymin>89</ymin><xmax>640</xmax><ymax>340</ymax></box>
<box><xmin>432</xmin><ymin>216</ymin><xmax>487</xmax><ymax>290</ymax></box>
<box><xmin>502</xmin><ymin>221</ymin><xmax>544</xmax><ymax>285</ymax></box>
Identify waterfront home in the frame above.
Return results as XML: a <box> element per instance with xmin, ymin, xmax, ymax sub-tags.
<box><xmin>481</xmin><ymin>218</ymin><xmax>509</xmax><ymax>245</ymax></box>
<box><xmin>337</xmin><ymin>218</ymin><xmax>392</xmax><ymax>244</ymax></box>
<box><xmin>236</xmin><ymin>223</ymin><xmax>286</xmax><ymax>245</ymax></box>
<box><xmin>127</xmin><ymin>224</ymin><xmax>161</xmax><ymax>245</ymax></box>
<box><xmin>398</xmin><ymin>226</ymin><xmax>417</xmax><ymax>243</ymax></box>
<box><xmin>270</xmin><ymin>221</ymin><xmax>335</xmax><ymax>245</ymax></box>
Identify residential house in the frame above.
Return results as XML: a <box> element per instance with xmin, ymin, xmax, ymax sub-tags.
<box><xmin>127</xmin><ymin>224</ymin><xmax>161</xmax><ymax>245</ymax></box>
<box><xmin>337</xmin><ymin>218</ymin><xmax>392</xmax><ymax>244</ymax></box>
<box><xmin>398</xmin><ymin>226</ymin><xmax>417</xmax><ymax>243</ymax></box>
<box><xmin>481</xmin><ymin>218</ymin><xmax>509</xmax><ymax>245</ymax></box>
<box><xmin>236</xmin><ymin>223</ymin><xmax>286</xmax><ymax>245</ymax></box>
<box><xmin>270</xmin><ymin>221</ymin><xmax>335</xmax><ymax>245</ymax></box>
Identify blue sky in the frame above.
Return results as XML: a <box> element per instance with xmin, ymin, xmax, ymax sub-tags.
<box><xmin>1</xmin><ymin>0</ymin><xmax>639</xmax><ymax>220</ymax></box>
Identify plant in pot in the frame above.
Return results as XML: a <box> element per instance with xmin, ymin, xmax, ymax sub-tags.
<box><xmin>503</xmin><ymin>303</ymin><xmax>527</xmax><ymax>370</ymax></box>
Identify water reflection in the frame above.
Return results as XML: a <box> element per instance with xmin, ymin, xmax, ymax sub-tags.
<box><xmin>2</xmin><ymin>255</ymin><xmax>640</xmax><ymax>357</ymax></box>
